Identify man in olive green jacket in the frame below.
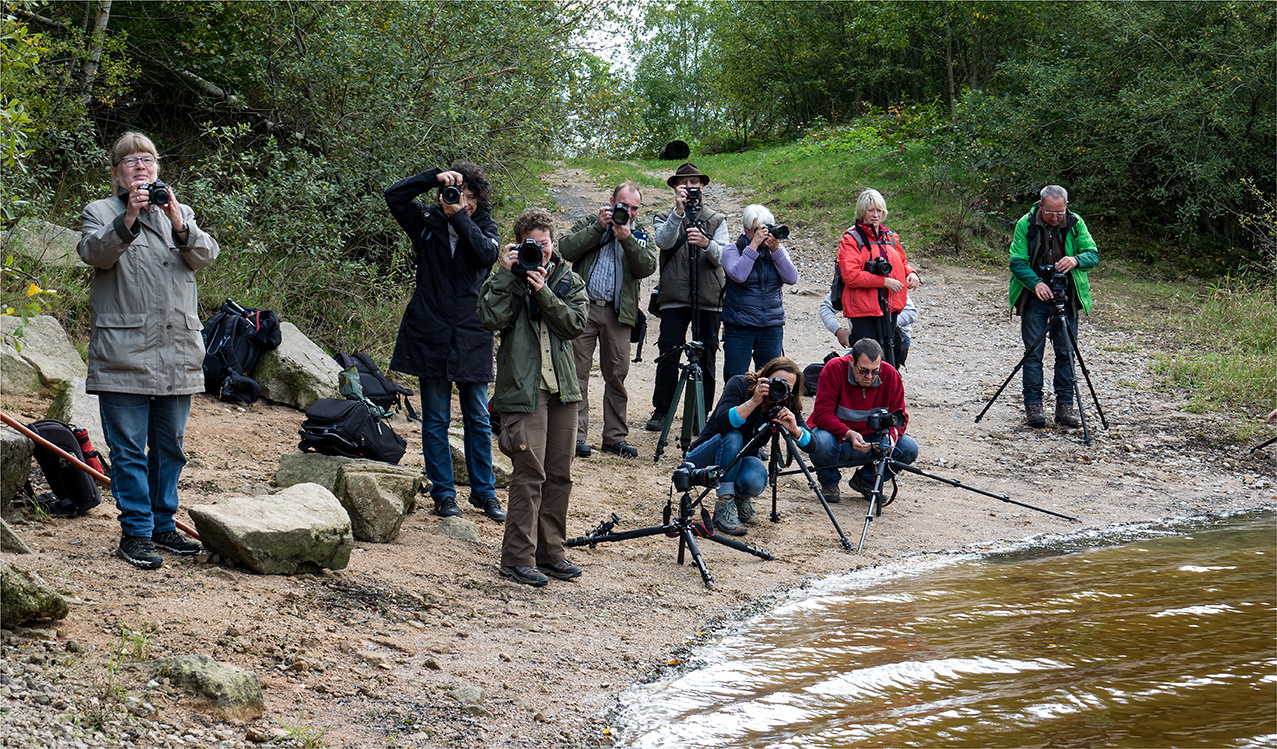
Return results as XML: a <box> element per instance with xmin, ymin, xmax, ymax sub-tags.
<box><xmin>559</xmin><ymin>181</ymin><xmax>657</xmax><ymax>459</ymax></box>
<box><xmin>477</xmin><ymin>208</ymin><xmax>588</xmax><ymax>587</ymax></box>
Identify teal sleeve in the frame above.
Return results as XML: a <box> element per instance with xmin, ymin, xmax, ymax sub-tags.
<box><xmin>728</xmin><ymin>407</ymin><xmax>746</xmax><ymax>429</ymax></box>
<box><xmin>797</xmin><ymin>427</ymin><xmax>811</xmax><ymax>448</ymax></box>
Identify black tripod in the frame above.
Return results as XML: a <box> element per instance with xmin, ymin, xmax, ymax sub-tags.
<box><xmin>653</xmin><ymin>203</ymin><xmax>709</xmax><ymax>463</ymax></box>
<box><xmin>976</xmin><ymin>282</ymin><xmax>1108</xmax><ymax>444</ymax></box>
<box><xmin>564</xmin><ymin>479</ymin><xmax>774</xmax><ymax>589</ymax></box>
<box><xmin>856</xmin><ymin>427</ymin><xmax>1078</xmax><ymax>551</ymax></box>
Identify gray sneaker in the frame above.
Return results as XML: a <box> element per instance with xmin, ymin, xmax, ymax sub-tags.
<box><xmin>735</xmin><ymin>496</ymin><xmax>757</xmax><ymax>524</ymax></box>
<box><xmin>117</xmin><ymin>535</ymin><xmax>162</xmax><ymax>570</ymax></box>
<box><xmin>537</xmin><ymin>559</ymin><xmax>582</xmax><ymax>580</ymax></box>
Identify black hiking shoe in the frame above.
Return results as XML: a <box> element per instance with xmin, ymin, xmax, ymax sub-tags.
<box><xmin>152</xmin><ymin>530</ymin><xmax>201</xmax><ymax>555</ymax></box>
<box><xmin>500</xmin><ymin>565</ymin><xmax>548</xmax><ymax>587</ymax></box>
<box><xmin>469</xmin><ymin>496</ymin><xmax>506</xmax><ymax>522</ymax></box>
<box><xmin>433</xmin><ymin>497</ymin><xmax>462</xmax><ymax>518</ymax></box>
<box><xmin>118</xmin><ymin>535</ymin><xmax>162</xmax><ymax>570</ymax></box>
<box><xmin>644</xmin><ymin>412</ymin><xmax>664</xmax><ymax>432</ymax></box>
<box><xmin>575</xmin><ymin>440</ymin><xmax>592</xmax><ymax>458</ymax></box>
<box><xmin>601</xmin><ymin>441</ymin><xmax>639</xmax><ymax>459</ymax></box>
<box><xmin>537</xmin><ymin>559</ymin><xmax>582</xmax><ymax>581</ymax></box>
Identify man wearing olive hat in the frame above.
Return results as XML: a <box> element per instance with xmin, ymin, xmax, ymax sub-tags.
<box><xmin>646</xmin><ymin>162</ymin><xmax>730</xmax><ymax>432</ymax></box>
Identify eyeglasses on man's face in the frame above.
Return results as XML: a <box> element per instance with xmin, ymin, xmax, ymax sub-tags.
<box><xmin>1042</xmin><ymin>209</ymin><xmax>1067</xmax><ymax>217</ymax></box>
<box><xmin>855</xmin><ymin>365</ymin><xmax>881</xmax><ymax>377</ymax></box>
<box><xmin>119</xmin><ymin>155</ymin><xmax>158</xmax><ymax>167</ymax></box>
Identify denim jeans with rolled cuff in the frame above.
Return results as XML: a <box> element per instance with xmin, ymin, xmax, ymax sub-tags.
<box><xmin>98</xmin><ymin>393</ymin><xmax>191</xmax><ymax>538</ymax></box>
<box><xmin>810</xmin><ymin>428</ymin><xmax>919</xmax><ymax>488</ymax></box>
<box><xmin>686</xmin><ymin>430</ymin><xmax>768</xmax><ymax>500</ymax></box>
<box><xmin>419</xmin><ymin>377</ymin><xmax>496</xmax><ymax>503</ymax></box>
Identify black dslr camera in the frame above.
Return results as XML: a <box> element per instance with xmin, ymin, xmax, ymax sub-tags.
<box><xmin>142</xmin><ymin>180</ymin><xmax>170</xmax><ymax>207</ymax></box>
<box><xmin>513</xmin><ymin>237</ymin><xmax>544</xmax><ymax>277</ymax></box>
<box><xmin>865</xmin><ymin>407</ymin><xmax>906</xmax><ymax>433</ymax></box>
<box><xmin>684</xmin><ymin>185</ymin><xmax>702</xmax><ymax>212</ymax></box>
<box><xmin>766</xmin><ymin>376</ymin><xmax>791</xmax><ymax>404</ymax></box>
<box><xmin>865</xmin><ymin>256</ymin><xmax>892</xmax><ymax>276</ymax></box>
<box><xmin>764</xmin><ymin>224</ymin><xmax>790</xmax><ymax>240</ymax></box>
<box><xmin>1037</xmin><ymin>264</ymin><xmax>1069</xmax><ymax>300</ymax></box>
<box><xmin>440</xmin><ymin>184</ymin><xmax>462</xmax><ymax>205</ymax></box>
<box><xmin>672</xmin><ymin>461</ymin><xmax>719</xmax><ymax>492</ymax></box>
<box><xmin>611</xmin><ymin>204</ymin><xmax>630</xmax><ymax>226</ymax></box>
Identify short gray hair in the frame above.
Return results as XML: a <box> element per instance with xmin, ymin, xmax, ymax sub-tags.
<box><xmin>1040</xmin><ymin>185</ymin><xmax>1069</xmax><ymax>202</ymax></box>
<box><xmin>742</xmin><ymin>204</ymin><xmax>775</xmax><ymax>232</ymax></box>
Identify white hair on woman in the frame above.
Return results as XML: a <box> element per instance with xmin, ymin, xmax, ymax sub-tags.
<box><xmin>855</xmin><ymin>188</ymin><xmax>888</xmax><ymax>221</ymax></box>
<box><xmin>742</xmin><ymin>204</ymin><xmax>776</xmax><ymax>232</ymax></box>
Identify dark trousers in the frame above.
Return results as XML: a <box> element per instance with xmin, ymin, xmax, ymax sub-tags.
<box><xmin>652</xmin><ymin>306</ymin><xmax>721</xmax><ymax>415</ymax></box>
<box><xmin>849</xmin><ymin>313</ymin><xmax>898</xmax><ymax>368</ymax></box>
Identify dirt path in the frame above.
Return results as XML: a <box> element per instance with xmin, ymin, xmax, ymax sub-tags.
<box><xmin>3</xmin><ymin>167</ymin><xmax>1273</xmax><ymax>749</ymax></box>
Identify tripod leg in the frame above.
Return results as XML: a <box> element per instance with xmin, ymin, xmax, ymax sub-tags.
<box><xmin>769</xmin><ymin>433</ymin><xmax>781</xmax><ymax>523</ymax></box>
<box><xmin>655</xmin><ymin>372</ymin><xmax>688</xmax><ymax>463</ymax></box>
<box><xmin>976</xmin><ymin>321</ymin><xmax>1051</xmax><ymax>423</ymax></box>
<box><xmin>1062</xmin><ymin>319</ymin><xmax>1108</xmax><ymax>429</ymax></box>
<box><xmin>702</xmin><ymin>532</ymin><xmax>775</xmax><ymax>561</ymax></box>
<box><xmin>857</xmin><ymin>455</ymin><xmax>891</xmax><ymax>552</ymax></box>
<box><xmin>679</xmin><ymin>527</ymin><xmax>714</xmax><ymax>588</ymax></box>
<box><xmin>781</xmin><ymin>431</ymin><xmax>852</xmax><ymax>550</ymax></box>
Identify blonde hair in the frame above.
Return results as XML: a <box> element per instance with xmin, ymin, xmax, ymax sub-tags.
<box><xmin>111</xmin><ymin>131</ymin><xmax>158</xmax><ymax>166</ymax></box>
<box><xmin>855</xmin><ymin>188</ymin><xmax>888</xmax><ymax>222</ymax></box>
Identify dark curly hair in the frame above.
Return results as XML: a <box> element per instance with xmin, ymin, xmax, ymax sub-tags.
<box><xmin>512</xmin><ymin>207</ymin><xmax>555</xmax><ymax>243</ymax></box>
<box><xmin>450</xmin><ymin>161</ymin><xmax>491</xmax><ymax>212</ymax></box>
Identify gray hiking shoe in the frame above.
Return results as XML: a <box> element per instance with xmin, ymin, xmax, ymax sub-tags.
<box><xmin>118</xmin><ymin>535</ymin><xmax>162</xmax><ymax>570</ymax></box>
<box><xmin>735</xmin><ymin>496</ymin><xmax>757</xmax><ymax>524</ymax></box>
<box><xmin>713</xmin><ymin>496</ymin><xmax>746</xmax><ymax>536</ymax></box>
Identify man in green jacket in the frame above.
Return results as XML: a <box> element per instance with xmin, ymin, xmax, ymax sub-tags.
<box><xmin>1008</xmin><ymin>185</ymin><xmax>1100</xmax><ymax>428</ymax></box>
<box><xmin>559</xmin><ymin>181</ymin><xmax>657</xmax><ymax>460</ymax></box>
<box><xmin>477</xmin><ymin>208</ymin><xmax>588</xmax><ymax>587</ymax></box>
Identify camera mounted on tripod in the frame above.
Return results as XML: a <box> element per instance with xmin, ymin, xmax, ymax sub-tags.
<box><xmin>764</xmin><ymin>376</ymin><xmax>793</xmax><ymax>419</ymax></box>
<box><xmin>672</xmin><ymin>461</ymin><xmax>719</xmax><ymax>492</ymax></box>
<box><xmin>865</xmin><ymin>407</ymin><xmax>906</xmax><ymax>437</ymax></box>
<box><xmin>1037</xmin><ymin>264</ymin><xmax>1070</xmax><ymax>301</ymax></box>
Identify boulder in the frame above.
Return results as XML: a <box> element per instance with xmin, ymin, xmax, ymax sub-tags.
<box><xmin>0</xmin><ymin>426</ymin><xmax>34</xmax><ymax>514</ymax></box>
<box><xmin>448</xmin><ymin>427</ymin><xmax>512</xmax><ymax>488</ymax></box>
<box><xmin>0</xmin><ymin>315</ymin><xmax>87</xmax><ymax>395</ymax></box>
<box><xmin>188</xmin><ymin>483</ymin><xmax>354</xmax><ymax>574</ymax></box>
<box><xmin>0</xmin><ymin>558</ymin><xmax>69</xmax><ymax>625</ymax></box>
<box><xmin>0</xmin><ymin>519</ymin><xmax>31</xmax><ymax>554</ymax></box>
<box><xmin>253</xmin><ymin>322</ymin><xmax>341</xmax><ymax>410</ymax></box>
<box><xmin>0</xmin><ymin>346</ymin><xmax>41</xmax><ymax>395</ymax></box>
<box><xmin>332</xmin><ymin>462</ymin><xmax>420</xmax><ymax>543</ymax></box>
<box><xmin>438</xmin><ymin>516</ymin><xmax>480</xmax><ymax>544</ymax></box>
<box><xmin>149</xmin><ymin>654</ymin><xmax>263</xmax><ymax>721</ymax></box>
<box><xmin>0</xmin><ymin>220</ymin><xmax>81</xmax><ymax>268</ymax></box>
<box><xmin>44</xmin><ymin>377</ymin><xmax>109</xmax><ymax>465</ymax></box>
<box><xmin>276</xmin><ymin>451</ymin><xmax>390</xmax><ymax>492</ymax></box>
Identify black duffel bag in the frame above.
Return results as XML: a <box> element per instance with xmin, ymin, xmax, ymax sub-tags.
<box><xmin>298</xmin><ymin>398</ymin><xmax>406</xmax><ymax>465</ymax></box>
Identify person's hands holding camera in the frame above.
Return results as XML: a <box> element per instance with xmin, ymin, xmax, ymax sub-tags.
<box><xmin>498</xmin><ymin>243</ymin><xmax>518</xmax><ymax>271</ymax></box>
<box><xmin>748</xmin><ymin>225</ymin><xmax>771</xmax><ymax>251</ymax></box>
<box><xmin>610</xmin><ymin>204</ymin><xmax>634</xmax><ymax>241</ymax></box>
<box><xmin>773</xmin><ymin>407</ymin><xmax>801</xmax><ymax>438</ymax></box>
<box><xmin>437</xmin><ymin>170</ymin><xmax>467</xmax><ymax>217</ymax></box>
<box><xmin>674</xmin><ymin>184</ymin><xmax>688</xmax><ymax>212</ymax></box>
<box><xmin>847</xmin><ymin>429</ymin><xmax>871</xmax><ymax>453</ymax></box>
<box><xmin>1034</xmin><ymin>281</ymin><xmax>1054</xmax><ymax>301</ymax></box>
<box><xmin>524</xmin><ymin>265</ymin><xmax>548</xmax><ymax>292</ymax></box>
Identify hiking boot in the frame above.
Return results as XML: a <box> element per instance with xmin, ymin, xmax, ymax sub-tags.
<box><xmin>152</xmin><ymin>530</ymin><xmax>201</xmax><ymax>555</ymax></box>
<box><xmin>433</xmin><ymin>497</ymin><xmax>463</xmax><ymax>518</ymax></box>
<box><xmin>1055</xmin><ymin>401</ymin><xmax>1081</xmax><ymax>428</ymax></box>
<box><xmin>848</xmin><ymin>473</ymin><xmax>874</xmax><ymax>500</ymax></box>
<box><xmin>644</xmin><ymin>411</ymin><xmax>665</xmax><ymax>432</ymax></box>
<box><xmin>575</xmin><ymin>440</ymin><xmax>592</xmax><ymax>458</ymax></box>
<box><xmin>1025</xmin><ymin>403</ymin><xmax>1047</xmax><ymax>428</ymax></box>
<box><xmin>117</xmin><ymin>535</ymin><xmax>162</xmax><ymax>570</ymax></box>
<box><xmin>469</xmin><ymin>496</ymin><xmax>506</xmax><ymax>522</ymax></box>
<box><xmin>601</xmin><ymin>441</ymin><xmax>638</xmax><ymax>459</ymax></box>
<box><xmin>735</xmin><ymin>496</ymin><xmax>757</xmax><ymax>524</ymax></box>
<box><xmin>820</xmin><ymin>483</ymin><xmax>841</xmax><ymax>503</ymax></box>
<box><xmin>713</xmin><ymin>496</ymin><xmax>746</xmax><ymax>536</ymax></box>
<box><xmin>537</xmin><ymin>559</ymin><xmax>582</xmax><ymax>581</ymax></box>
<box><xmin>500</xmin><ymin>565</ymin><xmax>548</xmax><ymax>587</ymax></box>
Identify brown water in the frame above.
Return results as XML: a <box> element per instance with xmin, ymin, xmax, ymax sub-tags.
<box><xmin>618</xmin><ymin>511</ymin><xmax>1277</xmax><ymax>748</ymax></box>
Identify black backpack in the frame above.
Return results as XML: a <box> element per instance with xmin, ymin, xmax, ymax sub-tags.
<box><xmin>333</xmin><ymin>353</ymin><xmax>418</xmax><ymax>421</ymax></box>
<box><xmin>202</xmin><ymin>299</ymin><xmax>282</xmax><ymax>404</ymax></box>
<box><xmin>298</xmin><ymin>398</ymin><xmax>407</xmax><ymax>465</ymax></box>
<box><xmin>23</xmin><ymin>419</ymin><xmax>102</xmax><ymax>517</ymax></box>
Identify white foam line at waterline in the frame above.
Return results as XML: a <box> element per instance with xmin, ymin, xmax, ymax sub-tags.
<box><xmin>805</xmin><ymin>656</ymin><xmax>1068</xmax><ymax>700</ymax></box>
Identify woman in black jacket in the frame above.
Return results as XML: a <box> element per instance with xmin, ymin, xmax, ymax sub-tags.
<box><xmin>685</xmin><ymin>357</ymin><xmax>814</xmax><ymax>536</ymax></box>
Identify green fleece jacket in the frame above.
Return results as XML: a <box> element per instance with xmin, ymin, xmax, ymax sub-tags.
<box><xmin>1008</xmin><ymin>203</ymin><xmax>1100</xmax><ymax>314</ymax></box>
<box><xmin>557</xmin><ymin>215</ymin><xmax>656</xmax><ymax>327</ymax></box>
<box><xmin>477</xmin><ymin>256</ymin><xmax>588</xmax><ymax>413</ymax></box>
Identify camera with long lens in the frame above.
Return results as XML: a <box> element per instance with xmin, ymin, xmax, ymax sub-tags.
<box><xmin>865</xmin><ymin>407</ymin><xmax>906</xmax><ymax>433</ymax></box>
<box><xmin>1037</xmin><ymin>264</ymin><xmax>1069</xmax><ymax>300</ymax></box>
<box><xmin>764</xmin><ymin>224</ymin><xmax>789</xmax><ymax>241</ymax></box>
<box><xmin>765</xmin><ymin>375</ymin><xmax>793</xmax><ymax>418</ymax></box>
<box><xmin>611</xmin><ymin>204</ymin><xmax>630</xmax><ymax>226</ymax></box>
<box><xmin>865</xmin><ymin>256</ymin><xmax>892</xmax><ymax>276</ymax></box>
<box><xmin>142</xmin><ymin>180</ymin><xmax>170</xmax><ymax>207</ymax></box>
<box><xmin>513</xmin><ymin>237</ymin><xmax>544</xmax><ymax>277</ymax></box>
<box><xmin>672</xmin><ymin>461</ymin><xmax>719</xmax><ymax>492</ymax></box>
<box><xmin>440</xmin><ymin>185</ymin><xmax>462</xmax><ymax>205</ymax></box>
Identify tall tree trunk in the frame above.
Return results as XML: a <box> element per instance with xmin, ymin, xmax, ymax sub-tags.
<box><xmin>79</xmin><ymin>0</ymin><xmax>112</xmax><ymax>108</ymax></box>
<box><xmin>946</xmin><ymin>4</ymin><xmax>957</xmax><ymax>121</ymax></box>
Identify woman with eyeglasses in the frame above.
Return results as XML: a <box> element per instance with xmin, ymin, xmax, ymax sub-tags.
<box><xmin>835</xmin><ymin>188</ymin><xmax>920</xmax><ymax>369</ymax></box>
<box><xmin>78</xmin><ymin>131</ymin><xmax>220</xmax><ymax>570</ymax></box>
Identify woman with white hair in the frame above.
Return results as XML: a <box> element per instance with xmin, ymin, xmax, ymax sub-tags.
<box><xmin>835</xmin><ymin>188</ymin><xmax>919</xmax><ymax>368</ymax></box>
<box><xmin>720</xmin><ymin>204</ymin><xmax>799</xmax><ymax>381</ymax></box>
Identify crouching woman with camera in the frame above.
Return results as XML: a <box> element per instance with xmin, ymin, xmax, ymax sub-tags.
<box><xmin>685</xmin><ymin>357</ymin><xmax>814</xmax><ymax>537</ymax></box>
<box><xmin>477</xmin><ymin>209</ymin><xmax>588</xmax><ymax>588</ymax></box>
<box><xmin>836</xmin><ymin>189</ymin><xmax>919</xmax><ymax>368</ymax></box>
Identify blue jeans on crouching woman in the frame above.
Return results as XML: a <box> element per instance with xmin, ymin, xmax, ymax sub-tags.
<box><xmin>686</xmin><ymin>430</ymin><xmax>768</xmax><ymax>499</ymax></box>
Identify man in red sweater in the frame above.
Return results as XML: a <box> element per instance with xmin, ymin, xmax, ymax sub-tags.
<box><xmin>809</xmin><ymin>338</ymin><xmax>919</xmax><ymax>500</ymax></box>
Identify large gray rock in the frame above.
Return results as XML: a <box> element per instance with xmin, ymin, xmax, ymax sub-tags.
<box><xmin>438</xmin><ymin>516</ymin><xmax>480</xmax><ymax>543</ymax></box>
<box><xmin>44</xmin><ymin>377</ymin><xmax>109</xmax><ymax>465</ymax></box>
<box><xmin>0</xmin><ymin>315</ymin><xmax>87</xmax><ymax>395</ymax></box>
<box><xmin>0</xmin><ymin>220</ymin><xmax>81</xmax><ymax>269</ymax></box>
<box><xmin>0</xmin><ymin>345</ymin><xmax>41</xmax><ymax>395</ymax></box>
<box><xmin>0</xmin><ymin>519</ymin><xmax>30</xmax><ymax>554</ymax></box>
<box><xmin>188</xmin><ymin>483</ymin><xmax>354</xmax><ymax>574</ymax></box>
<box><xmin>149</xmin><ymin>654</ymin><xmax>263</xmax><ymax>721</ymax></box>
<box><xmin>276</xmin><ymin>451</ymin><xmax>387</xmax><ymax>492</ymax></box>
<box><xmin>253</xmin><ymin>322</ymin><xmax>341</xmax><ymax>410</ymax></box>
<box><xmin>0</xmin><ymin>558</ymin><xmax>69</xmax><ymax>625</ymax></box>
<box><xmin>333</xmin><ymin>462</ymin><xmax>420</xmax><ymax>543</ymax></box>
<box><xmin>1</xmin><ymin>426</ymin><xmax>34</xmax><ymax>514</ymax></box>
<box><xmin>448</xmin><ymin>427</ymin><xmax>512</xmax><ymax>488</ymax></box>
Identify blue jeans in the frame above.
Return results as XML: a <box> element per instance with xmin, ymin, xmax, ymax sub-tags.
<box><xmin>686</xmin><ymin>431</ymin><xmax>768</xmax><ymax>499</ymax></box>
<box><xmin>98</xmin><ymin>393</ymin><xmax>191</xmax><ymax>538</ymax></box>
<box><xmin>420</xmin><ymin>377</ymin><xmax>495</xmax><ymax>502</ymax></box>
<box><xmin>1020</xmin><ymin>296</ymin><xmax>1078</xmax><ymax>405</ymax></box>
<box><xmin>721</xmin><ymin>323</ymin><xmax>785</xmax><ymax>382</ymax></box>
<box><xmin>810</xmin><ymin>428</ymin><xmax>919</xmax><ymax>488</ymax></box>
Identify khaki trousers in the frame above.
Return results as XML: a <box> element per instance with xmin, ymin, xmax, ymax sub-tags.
<box><xmin>497</xmin><ymin>389</ymin><xmax>576</xmax><ymax>568</ymax></box>
<box><xmin>573</xmin><ymin>301</ymin><xmax>633</xmax><ymax>444</ymax></box>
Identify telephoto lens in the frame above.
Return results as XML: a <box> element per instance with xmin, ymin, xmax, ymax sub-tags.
<box><xmin>514</xmin><ymin>238</ymin><xmax>543</xmax><ymax>277</ymax></box>
<box><xmin>145</xmin><ymin>180</ymin><xmax>170</xmax><ymax>207</ymax></box>
<box><xmin>611</xmin><ymin>204</ymin><xmax>630</xmax><ymax>226</ymax></box>
<box><xmin>440</xmin><ymin>185</ymin><xmax>461</xmax><ymax>205</ymax></box>
<box><xmin>764</xmin><ymin>224</ymin><xmax>789</xmax><ymax>240</ymax></box>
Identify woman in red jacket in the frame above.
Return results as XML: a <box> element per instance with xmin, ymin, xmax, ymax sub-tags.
<box><xmin>836</xmin><ymin>189</ymin><xmax>919</xmax><ymax>368</ymax></box>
